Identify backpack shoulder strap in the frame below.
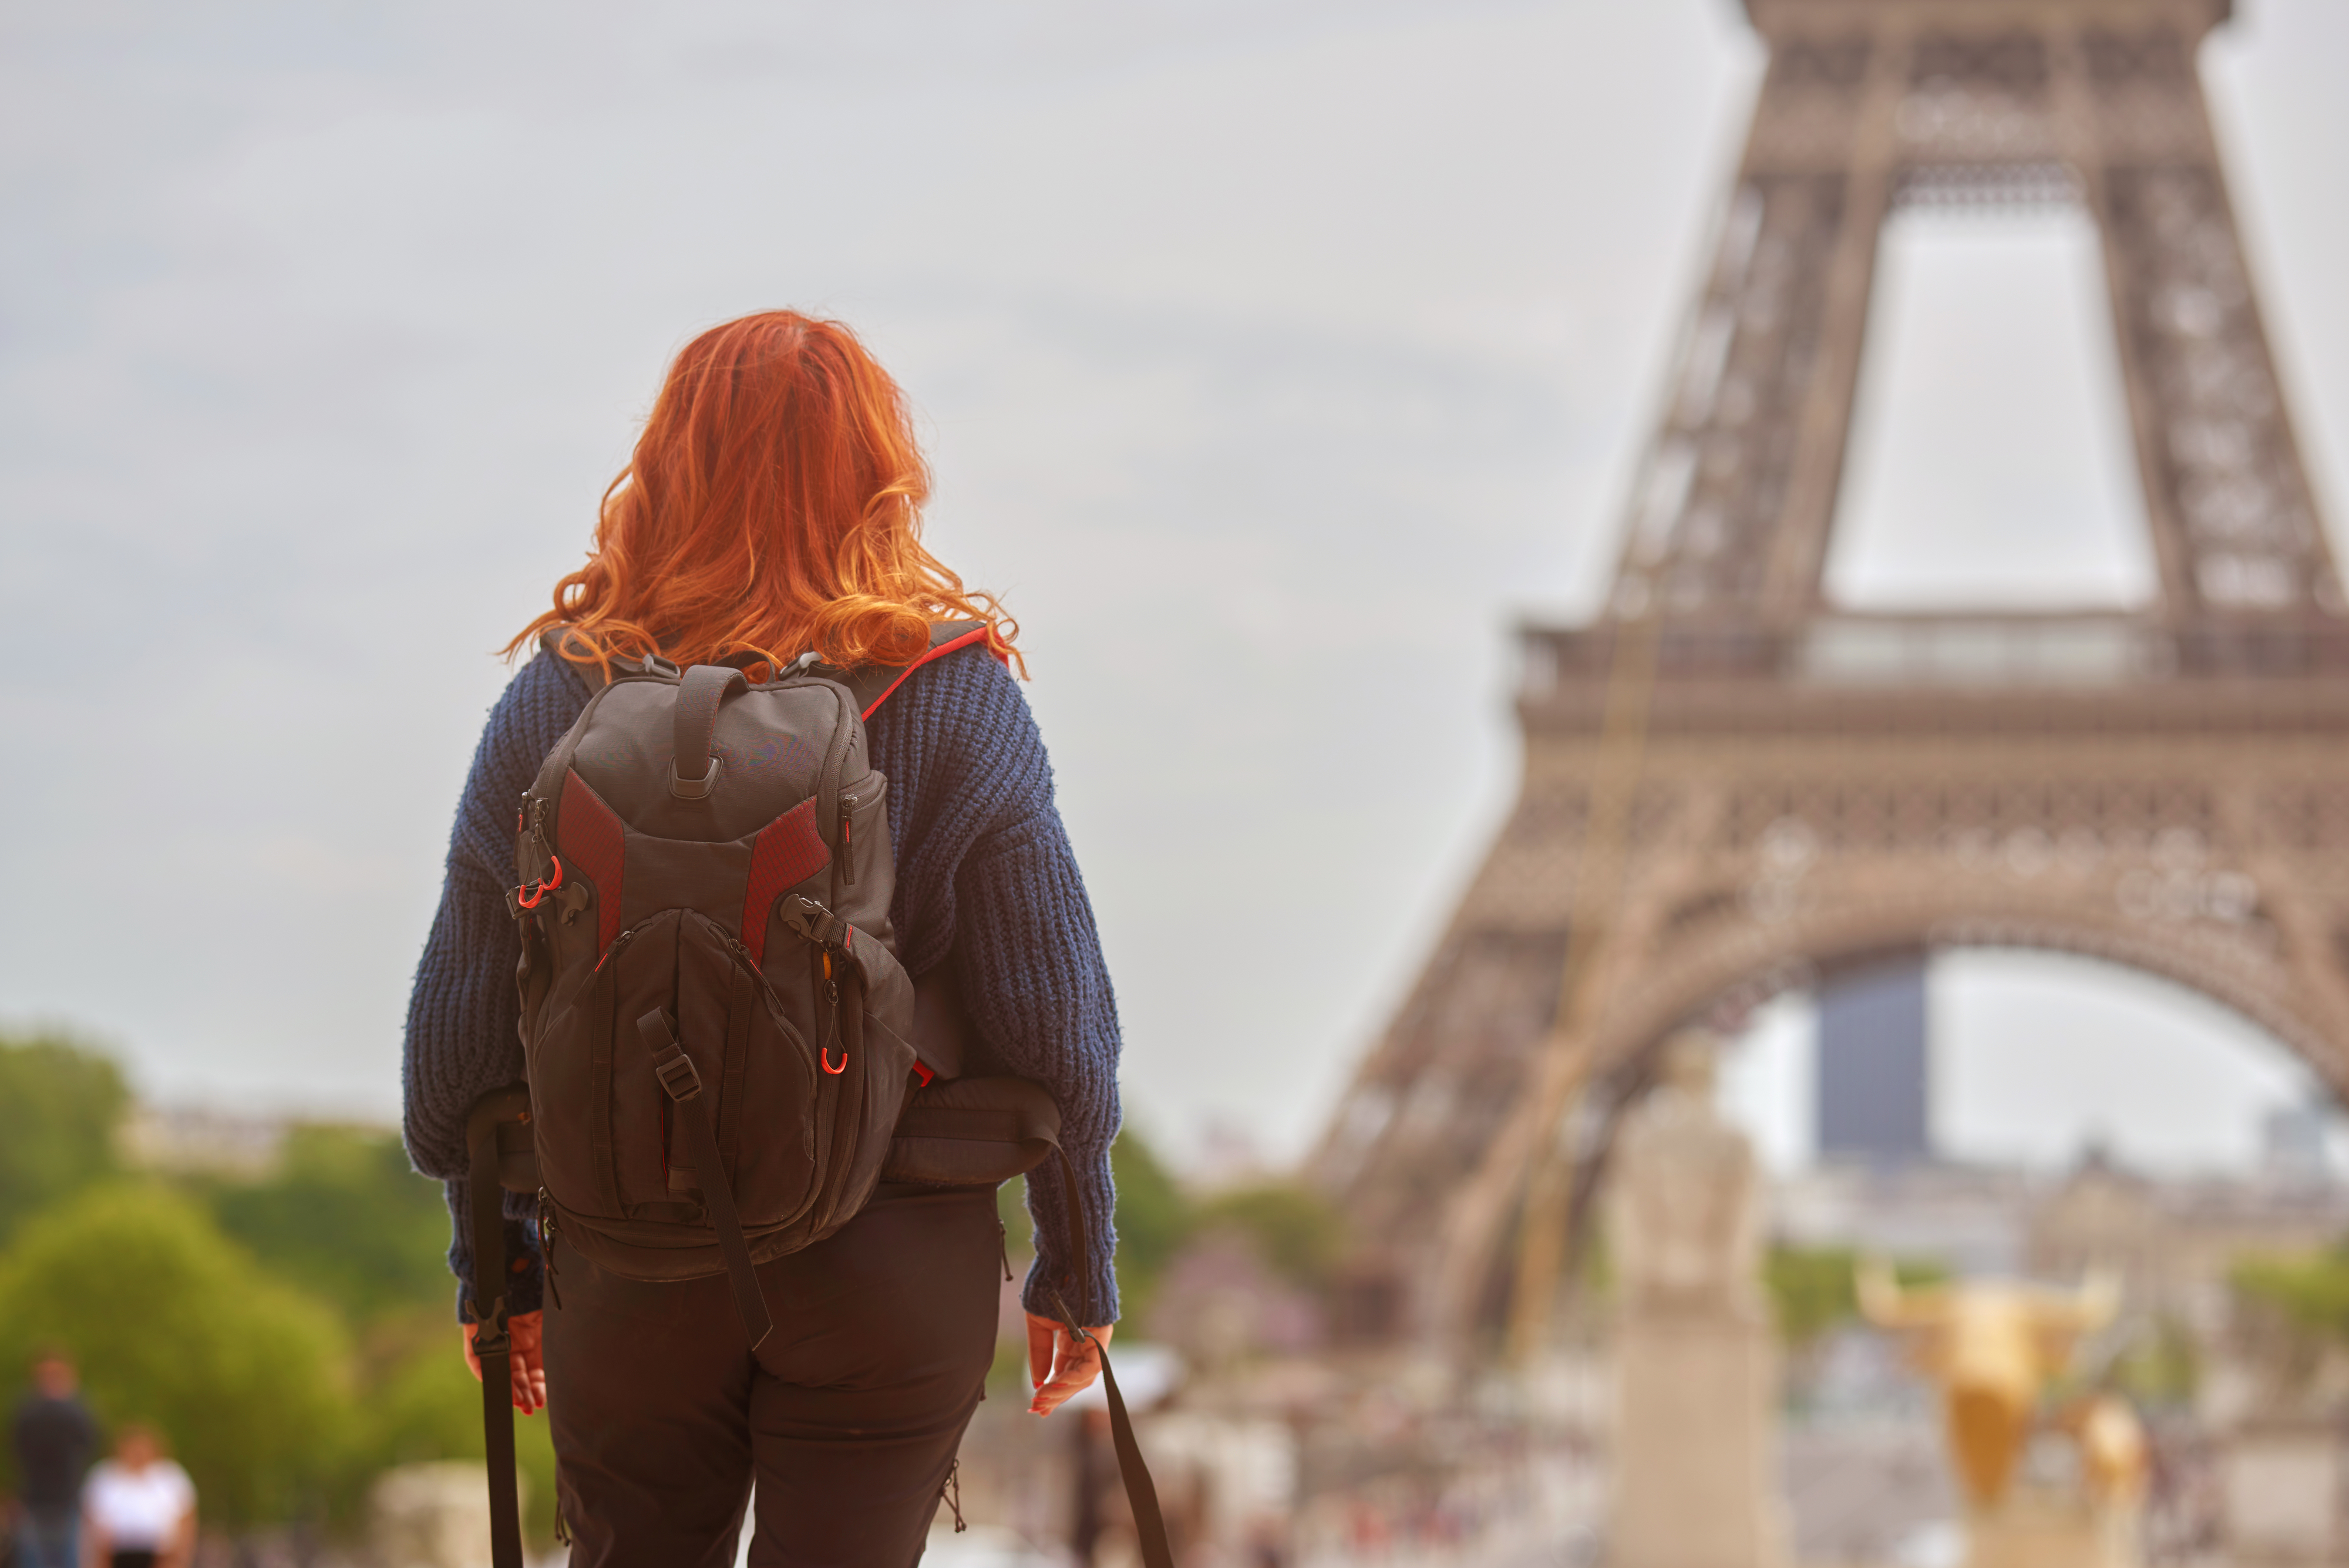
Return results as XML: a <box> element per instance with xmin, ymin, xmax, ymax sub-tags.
<box><xmin>539</xmin><ymin>628</ymin><xmax>612</xmax><ymax>692</ymax></box>
<box><xmin>836</xmin><ymin>620</ymin><xmax>1000</xmax><ymax>720</ymax></box>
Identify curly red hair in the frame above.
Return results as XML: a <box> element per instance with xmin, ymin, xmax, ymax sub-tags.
<box><xmin>509</xmin><ymin>311</ymin><xmax>1019</xmax><ymax>678</ymax></box>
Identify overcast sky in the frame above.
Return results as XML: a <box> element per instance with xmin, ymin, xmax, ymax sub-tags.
<box><xmin>3</xmin><ymin>0</ymin><xmax>2345</xmax><ymax>1175</ymax></box>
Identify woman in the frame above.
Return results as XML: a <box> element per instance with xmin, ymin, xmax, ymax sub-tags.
<box><xmin>79</xmin><ymin>1425</ymin><xmax>194</xmax><ymax>1568</ymax></box>
<box><xmin>402</xmin><ymin>311</ymin><xmax>1123</xmax><ymax>1566</ymax></box>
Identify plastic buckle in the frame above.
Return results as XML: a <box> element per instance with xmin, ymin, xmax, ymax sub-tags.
<box><xmin>470</xmin><ymin>1296</ymin><xmax>510</xmax><ymax>1352</ymax></box>
<box><xmin>669</xmin><ymin>756</ymin><xmax>721</xmax><ymax>800</ymax></box>
<box><xmin>653</xmin><ymin>1048</ymin><xmax>703</xmax><ymax>1102</ymax></box>
<box><xmin>779</xmin><ymin>894</ymin><xmax>846</xmax><ymax>951</ymax></box>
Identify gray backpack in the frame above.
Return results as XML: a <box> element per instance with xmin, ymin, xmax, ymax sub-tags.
<box><xmin>510</xmin><ymin>622</ymin><xmax>1010</xmax><ymax>1339</ymax></box>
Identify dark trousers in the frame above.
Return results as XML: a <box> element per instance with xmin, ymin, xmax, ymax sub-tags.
<box><xmin>544</xmin><ymin>1186</ymin><xmax>1003</xmax><ymax>1568</ymax></box>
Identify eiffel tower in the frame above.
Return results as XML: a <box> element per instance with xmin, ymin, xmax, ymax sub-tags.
<box><xmin>1313</xmin><ymin>0</ymin><xmax>2349</xmax><ymax>1359</ymax></box>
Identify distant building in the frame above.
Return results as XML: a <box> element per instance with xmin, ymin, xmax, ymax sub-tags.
<box><xmin>2261</xmin><ymin>1101</ymin><xmax>2335</xmax><ymax>1187</ymax></box>
<box><xmin>119</xmin><ymin>1104</ymin><xmax>289</xmax><ymax>1177</ymax></box>
<box><xmin>1773</xmin><ymin>1148</ymin><xmax>2349</xmax><ymax>1304</ymax></box>
<box><xmin>1773</xmin><ymin>1160</ymin><xmax>2034</xmax><ymax>1277</ymax></box>
<box><xmin>1816</xmin><ymin>957</ymin><xmax>1932</xmax><ymax>1165</ymax></box>
<box><xmin>2027</xmin><ymin>1150</ymin><xmax>2349</xmax><ymax>1326</ymax></box>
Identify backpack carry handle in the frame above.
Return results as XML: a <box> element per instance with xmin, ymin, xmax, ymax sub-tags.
<box><xmin>466</xmin><ymin>1084</ymin><xmax>533</xmax><ymax>1568</ymax></box>
<box><xmin>671</xmin><ymin>665</ymin><xmax>748</xmax><ymax>800</ymax></box>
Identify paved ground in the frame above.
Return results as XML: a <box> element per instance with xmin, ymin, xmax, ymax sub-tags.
<box><xmin>1782</xmin><ymin>1422</ymin><xmax>1960</xmax><ymax>1568</ymax></box>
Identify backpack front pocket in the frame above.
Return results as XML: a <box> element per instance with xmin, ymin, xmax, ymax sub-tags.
<box><xmin>591</xmin><ymin>911</ymin><xmax>822</xmax><ymax>1226</ymax></box>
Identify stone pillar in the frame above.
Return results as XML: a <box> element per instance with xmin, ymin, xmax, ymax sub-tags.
<box><xmin>2222</xmin><ymin>1416</ymin><xmax>2343</xmax><ymax>1566</ymax></box>
<box><xmin>371</xmin><ymin>1461</ymin><xmax>523</xmax><ymax>1568</ymax></box>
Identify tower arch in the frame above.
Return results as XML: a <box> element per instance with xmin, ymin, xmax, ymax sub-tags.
<box><xmin>1314</xmin><ymin>0</ymin><xmax>2349</xmax><ymax>1360</ymax></box>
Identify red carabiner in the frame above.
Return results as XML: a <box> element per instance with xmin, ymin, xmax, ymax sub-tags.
<box><xmin>822</xmin><ymin>1048</ymin><xmax>847</xmax><ymax>1075</ymax></box>
<box><xmin>515</xmin><ymin>855</ymin><xmax>564</xmax><ymax>910</ymax></box>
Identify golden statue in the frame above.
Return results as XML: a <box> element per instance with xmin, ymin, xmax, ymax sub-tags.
<box><xmin>1860</xmin><ymin>1263</ymin><xmax>2146</xmax><ymax>1568</ymax></box>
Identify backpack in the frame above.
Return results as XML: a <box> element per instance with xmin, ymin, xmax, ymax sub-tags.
<box><xmin>507</xmin><ymin>624</ymin><xmax>982</xmax><ymax>1327</ymax></box>
<box><xmin>469</xmin><ymin>623</ymin><xmax>1172</xmax><ymax>1567</ymax></box>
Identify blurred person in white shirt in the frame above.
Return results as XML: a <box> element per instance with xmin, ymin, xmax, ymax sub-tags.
<box><xmin>80</xmin><ymin>1424</ymin><xmax>194</xmax><ymax>1568</ymax></box>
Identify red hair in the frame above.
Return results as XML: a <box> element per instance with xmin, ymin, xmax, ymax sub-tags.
<box><xmin>509</xmin><ymin>311</ymin><xmax>1020</xmax><ymax>678</ymax></box>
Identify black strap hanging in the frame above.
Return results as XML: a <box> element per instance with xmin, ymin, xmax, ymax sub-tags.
<box><xmin>639</xmin><ymin>1009</ymin><xmax>775</xmax><ymax>1348</ymax></box>
<box><xmin>1046</xmin><ymin>1145</ymin><xmax>1174</xmax><ymax>1568</ymax></box>
<box><xmin>465</xmin><ymin>1088</ymin><xmax>533</xmax><ymax>1568</ymax></box>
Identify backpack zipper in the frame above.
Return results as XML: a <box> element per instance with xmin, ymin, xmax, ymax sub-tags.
<box><xmin>593</xmin><ymin>921</ymin><xmax>648</xmax><ymax>975</ymax></box>
<box><xmin>832</xmin><ymin>771</ymin><xmax>886</xmax><ymax>887</ymax></box>
<box><xmin>719</xmin><ymin>932</ymin><xmax>831</xmax><ymax>1078</ymax></box>
<box><xmin>536</xmin><ymin>1187</ymin><xmax>564</xmax><ymax>1310</ymax></box>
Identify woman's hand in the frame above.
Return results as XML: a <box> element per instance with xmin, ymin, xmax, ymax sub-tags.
<box><xmin>464</xmin><ymin>1310</ymin><xmax>548</xmax><ymax>1414</ymax></box>
<box><xmin>1025</xmin><ymin>1311</ymin><xmax>1113</xmax><ymax>1417</ymax></box>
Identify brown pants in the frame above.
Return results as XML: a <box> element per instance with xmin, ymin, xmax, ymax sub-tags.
<box><xmin>544</xmin><ymin>1187</ymin><xmax>1004</xmax><ymax>1567</ymax></box>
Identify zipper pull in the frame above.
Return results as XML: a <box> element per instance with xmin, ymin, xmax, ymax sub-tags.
<box><xmin>836</xmin><ymin>806</ymin><xmax>857</xmax><ymax>887</ymax></box>
<box><xmin>593</xmin><ymin>922</ymin><xmax>640</xmax><ymax>975</ymax></box>
<box><xmin>819</xmin><ymin>951</ymin><xmax>846</xmax><ymax>1074</ymax></box>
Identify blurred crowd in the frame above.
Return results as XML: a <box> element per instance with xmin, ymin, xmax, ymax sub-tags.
<box><xmin>9</xmin><ymin>1350</ymin><xmax>198</xmax><ymax>1568</ymax></box>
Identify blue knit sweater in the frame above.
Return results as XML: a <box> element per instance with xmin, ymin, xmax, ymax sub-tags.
<box><xmin>401</xmin><ymin>644</ymin><xmax>1123</xmax><ymax>1325</ymax></box>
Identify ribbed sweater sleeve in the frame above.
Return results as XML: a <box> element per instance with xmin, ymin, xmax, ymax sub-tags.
<box><xmin>867</xmin><ymin>650</ymin><xmax>1123</xmax><ymax>1324</ymax></box>
<box><xmin>402</xmin><ymin>641</ymin><xmax>1123</xmax><ymax>1325</ymax></box>
<box><xmin>402</xmin><ymin>652</ymin><xmax>591</xmax><ymax>1321</ymax></box>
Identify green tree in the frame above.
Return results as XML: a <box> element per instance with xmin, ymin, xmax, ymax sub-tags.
<box><xmin>2105</xmin><ymin>1312</ymin><xmax>2200</xmax><ymax>1407</ymax></box>
<box><xmin>1765</xmin><ymin>1246</ymin><xmax>1948</xmax><ymax>1348</ymax></box>
<box><xmin>0</xmin><ymin>1032</ymin><xmax>129</xmax><ymax>1242</ymax></box>
<box><xmin>995</xmin><ymin>1124</ymin><xmax>1199</xmax><ymax>1320</ymax></box>
<box><xmin>344</xmin><ymin>1327</ymin><xmax>559</xmax><ymax>1544</ymax></box>
<box><xmin>2230</xmin><ymin>1245</ymin><xmax>2349</xmax><ymax>1392</ymax></box>
<box><xmin>2234</xmin><ymin>1247</ymin><xmax>2349</xmax><ymax>1341</ymax></box>
<box><xmin>1110</xmin><ymin>1126</ymin><xmax>1192</xmax><ymax>1314</ymax></box>
<box><xmin>209</xmin><ymin>1126</ymin><xmax>453</xmax><ymax>1322</ymax></box>
<box><xmin>0</xmin><ymin>1185</ymin><xmax>352</xmax><ymax>1526</ymax></box>
<box><xmin>1193</xmin><ymin>1181</ymin><xmax>1347</xmax><ymax>1290</ymax></box>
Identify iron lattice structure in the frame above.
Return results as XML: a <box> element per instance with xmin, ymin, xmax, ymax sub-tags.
<box><xmin>1312</xmin><ymin>0</ymin><xmax>2349</xmax><ymax>1356</ymax></box>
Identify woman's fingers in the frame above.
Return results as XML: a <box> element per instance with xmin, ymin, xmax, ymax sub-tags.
<box><xmin>1029</xmin><ymin>1338</ymin><xmax>1100</xmax><ymax>1415</ymax></box>
<box><xmin>511</xmin><ymin>1313</ymin><xmax>547</xmax><ymax>1414</ymax></box>
<box><xmin>1025</xmin><ymin>1317</ymin><xmax>1115</xmax><ymax>1416</ymax></box>
<box><xmin>1026</xmin><ymin>1313</ymin><xmax>1056</xmax><ymax>1396</ymax></box>
<box><xmin>465</xmin><ymin>1311</ymin><xmax>550</xmax><ymax>1414</ymax></box>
